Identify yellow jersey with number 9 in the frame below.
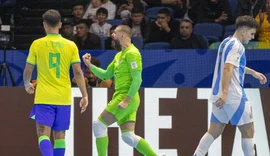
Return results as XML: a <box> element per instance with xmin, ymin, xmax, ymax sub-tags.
<box><xmin>26</xmin><ymin>34</ymin><xmax>80</xmax><ymax>105</ymax></box>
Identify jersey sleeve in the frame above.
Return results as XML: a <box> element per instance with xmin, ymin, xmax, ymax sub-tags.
<box><xmin>91</xmin><ymin>58</ymin><xmax>115</xmax><ymax>81</ymax></box>
<box><xmin>26</xmin><ymin>41</ymin><xmax>37</xmax><ymax>65</ymax></box>
<box><xmin>71</xmin><ymin>43</ymin><xmax>81</xmax><ymax>65</ymax></box>
<box><xmin>126</xmin><ymin>51</ymin><xmax>142</xmax><ymax>71</ymax></box>
<box><xmin>225</xmin><ymin>42</ymin><xmax>242</xmax><ymax>68</ymax></box>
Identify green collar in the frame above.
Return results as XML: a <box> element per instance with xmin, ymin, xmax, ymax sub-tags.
<box><xmin>47</xmin><ymin>34</ymin><xmax>61</xmax><ymax>36</ymax></box>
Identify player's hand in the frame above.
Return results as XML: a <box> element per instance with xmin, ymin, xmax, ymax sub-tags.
<box><xmin>82</xmin><ymin>53</ymin><xmax>92</xmax><ymax>68</ymax></box>
<box><xmin>252</xmin><ymin>72</ymin><xmax>267</xmax><ymax>84</ymax></box>
<box><xmin>25</xmin><ymin>83</ymin><xmax>35</xmax><ymax>94</ymax></box>
<box><xmin>118</xmin><ymin>101</ymin><xmax>128</xmax><ymax>109</ymax></box>
<box><xmin>118</xmin><ymin>97</ymin><xmax>131</xmax><ymax>109</ymax></box>
<box><xmin>214</xmin><ymin>93</ymin><xmax>227</xmax><ymax>109</ymax></box>
<box><xmin>80</xmin><ymin>96</ymin><xmax>88</xmax><ymax>113</ymax></box>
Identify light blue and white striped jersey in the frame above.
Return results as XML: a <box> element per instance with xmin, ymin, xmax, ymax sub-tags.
<box><xmin>210</xmin><ymin>36</ymin><xmax>248</xmax><ymax>104</ymax></box>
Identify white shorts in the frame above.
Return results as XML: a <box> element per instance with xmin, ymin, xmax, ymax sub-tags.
<box><xmin>211</xmin><ymin>99</ymin><xmax>253</xmax><ymax>126</ymax></box>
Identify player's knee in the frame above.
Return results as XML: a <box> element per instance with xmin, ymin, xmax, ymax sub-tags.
<box><xmin>208</xmin><ymin>122</ymin><xmax>226</xmax><ymax>139</ymax></box>
<box><xmin>239</xmin><ymin>123</ymin><xmax>254</xmax><ymax>138</ymax></box>
<box><xmin>121</xmin><ymin>132</ymin><xmax>141</xmax><ymax>148</ymax></box>
<box><xmin>93</xmin><ymin>119</ymin><xmax>107</xmax><ymax>138</ymax></box>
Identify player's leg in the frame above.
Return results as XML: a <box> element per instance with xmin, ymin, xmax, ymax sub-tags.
<box><xmin>120</xmin><ymin>121</ymin><xmax>158</xmax><ymax>156</ymax></box>
<box><xmin>194</xmin><ymin>104</ymin><xmax>229</xmax><ymax>156</ymax></box>
<box><xmin>30</xmin><ymin>104</ymin><xmax>55</xmax><ymax>156</ymax></box>
<box><xmin>52</xmin><ymin>131</ymin><xmax>66</xmax><ymax>156</ymax></box>
<box><xmin>93</xmin><ymin>109</ymin><xmax>117</xmax><ymax>156</ymax></box>
<box><xmin>36</xmin><ymin>123</ymin><xmax>53</xmax><ymax>156</ymax></box>
<box><xmin>194</xmin><ymin>122</ymin><xmax>226</xmax><ymax>156</ymax></box>
<box><xmin>238</xmin><ymin>123</ymin><xmax>254</xmax><ymax>156</ymax></box>
<box><xmin>234</xmin><ymin>102</ymin><xmax>254</xmax><ymax>156</ymax></box>
<box><xmin>51</xmin><ymin>105</ymin><xmax>71</xmax><ymax>156</ymax></box>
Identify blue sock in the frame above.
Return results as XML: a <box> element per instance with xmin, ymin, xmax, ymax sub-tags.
<box><xmin>53</xmin><ymin>139</ymin><xmax>66</xmax><ymax>156</ymax></box>
<box><xmin>38</xmin><ymin>136</ymin><xmax>53</xmax><ymax>156</ymax></box>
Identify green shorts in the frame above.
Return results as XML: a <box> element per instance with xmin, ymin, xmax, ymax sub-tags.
<box><xmin>105</xmin><ymin>91</ymin><xmax>140</xmax><ymax>125</ymax></box>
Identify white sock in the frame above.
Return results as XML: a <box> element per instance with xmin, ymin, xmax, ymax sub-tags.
<box><xmin>194</xmin><ymin>132</ymin><xmax>215</xmax><ymax>156</ymax></box>
<box><xmin>242</xmin><ymin>138</ymin><xmax>254</xmax><ymax>156</ymax></box>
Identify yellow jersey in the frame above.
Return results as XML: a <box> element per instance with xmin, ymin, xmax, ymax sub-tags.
<box><xmin>27</xmin><ymin>34</ymin><xmax>80</xmax><ymax>105</ymax></box>
<box><xmin>256</xmin><ymin>12</ymin><xmax>270</xmax><ymax>42</ymax></box>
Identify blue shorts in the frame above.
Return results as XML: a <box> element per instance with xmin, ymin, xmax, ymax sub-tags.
<box><xmin>29</xmin><ymin>104</ymin><xmax>71</xmax><ymax>130</ymax></box>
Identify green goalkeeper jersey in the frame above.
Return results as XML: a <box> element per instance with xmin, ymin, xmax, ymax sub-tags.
<box><xmin>91</xmin><ymin>44</ymin><xmax>142</xmax><ymax>98</ymax></box>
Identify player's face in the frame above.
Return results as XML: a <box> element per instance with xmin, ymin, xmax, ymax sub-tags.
<box><xmin>111</xmin><ymin>28</ymin><xmax>122</xmax><ymax>51</ymax></box>
<box><xmin>180</xmin><ymin>21</ymin><xmax>192</xmax><ymax>38</ymax></box>
<box><xmin>96</xmin><ymin>13</ymin><xmax>107</xmax><ymax>23</ymax></box>
<box><xmin>72</xmin><ymin>5</ymin><xmax>84</xmax><ymax>19</ymax></box>
<box><xmin>131</xmin><ymin>13</ymin><xmax>143</xmax><ymax>25</ymax></box>
<box><xmin>76</xmin><ymin>23</ymin><xmax>89</xmax><ymax>37</ymax></box>
<box><xmin>85</xmin><ymin>68</ymin><xmax>98</xmax><ymax>82</ymax></box>
<box><xmin>111</xmin><ymin>27</ymin><xmax>121</xmax><ymax>42</ymax></box>
<box><xmin>62</xmin><ymin>25</ymin><xmax>73</xmax><ymax>36</ymax></box>
<box><xmin>242</xmin><ymin>28</ymin><xmax>256</xmax><ymax>44</ymax></box>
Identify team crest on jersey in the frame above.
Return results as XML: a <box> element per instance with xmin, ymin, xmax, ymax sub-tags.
<box><xmin>130</xmin><ymin>61</ymin><xmax>138</xmax><ymax>69</ymax></box>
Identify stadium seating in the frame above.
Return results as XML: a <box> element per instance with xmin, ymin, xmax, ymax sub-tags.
<box><xmin>193</xmin><ymin>23</ymin><xmax>223</xmax><ymax>39</ymax></box>
<box><xmin>144</xmin><ymin>42</ymin><xmax>170</xmax><ymax>49</ymax></box>
<box><xmin>131</xmin><ymin>36</ymin><xmax>144</xmax><ymax>49</ymax></box>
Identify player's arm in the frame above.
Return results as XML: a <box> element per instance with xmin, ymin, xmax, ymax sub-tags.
<box><xmin>71</xmin><ymin>44</ymin><xmax>88</xmax><ymax>113</ymax></box>
<box><xmin>125</xmin><ymin>52</ymin><xmax>143</xmax><ymax>101</ymax></box>
<box><xmin>125</xmin><ymin>70</ymin><xmax>142</xmax><ymax>101</ymax></box>
<box><xmin>245</xmin><ymin>67</ymin><xmax>267</xmax><ymax>84</ymax></box>
<box><xmin>23</xmin><ymin>63</ymin><xmax>35</xmax><ymax>86</ymax></box>
<box><xmin>83</xmin><ymin>54</ymin><xmax>115</xmax><ymax>81</ymax></box>
<box><xmin>221</xmin><ymin>63</ymin><xmax>234</xmax><ymax>96</ymax></box>
<box><xmin>216</xmin><ymin>42</ymin><xmax>240</xmax><ymax>107</ymax></box>
<box><xmin>24</xmin><ymin>41</ymin><xmax>37</xmax><ymax>94</ymax></box>
<box><xmin>72</xmin><ymin>63</ymin><xmax>88</xmax><ymax>98</ymax></box>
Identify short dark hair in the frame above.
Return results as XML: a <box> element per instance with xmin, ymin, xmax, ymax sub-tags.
<box><xmin>83</xmin><ymin>57</ymin><xmax>100</xmax><ymax>68</ymax></box>
<box><xmin>96</xmin><ymin>7</ymin><xmax>108</xmax><ymax>17</ymax></box>
<box><xmin>157</xmin><ymin>8</ymin><xmax>171</xmax><ymax>16</ymax></box>
<box><xmin>235</xmin><ymin>15</ymin><xmax>258</xmax><ymax>30</ymax></box>
<box><xmin>72</xmin><ymin>2</ymin><xmax>85</xmax><ymax>10</ymax></box>
<box><xmin>131</xmin><ymin>6</ymin><xmax>144</xmax><ymax>14</ymax></box>
<box><xmin>76</xmin><ymin>19</ymin><xmax>90</xmax><ymax>28</ymax></box>
<box><xmin>42</xmin><ymin>9</ymin><xmax>61</xmax><ymax>27</ymax></box>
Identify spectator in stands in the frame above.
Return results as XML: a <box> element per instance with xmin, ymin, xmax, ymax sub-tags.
<box><xmin>146</xmin><ymin>8</ymin><xmax>179</xmax><ymax>43</ymax></box>
<box><xmin>124</xmin><ymin>7</ymin><xmax>150</xmax><ymax>41</ymax></box>
<box><xmin>72</xmin><ymin>3</ymin><xmax>87</xmax><ymax>23</ymax></box>
<box><xmin>90</xmin><ymin>8</ymin><xmax>112</xmax><ymax>37</ymax></box>
<box><xmin>73</xmin><ymin>19</ymin><xmax>102</xmax><ymax>49</ymax></box>
<box><xmin>117</xmin><ymin>0</ymin><xmax>147</xmax><ymax>20</ymax></box>
<box><xmin>236</xmin><ymin>0</ymin><xmax>265</xmax><ymax>18</ymax></box>
<box><xmin>0</xmin><ymin>0</ymin><xmax>16</xmax><ymax>25</ymax></box>
<box><xmin>170</xmin><ymin>19</ymin><xmax>207</xmax><ymax>49</ymax></box>
<box><xmin>144</xmin><ymin>0</ymin><xmax>190</xmax><ymax>18</ymax></box>
<box><xmin>186</xmin><ymin>0</ymin><xmax>201</xmax><ymax>23</ymax></box>
<box><xmin>105</xmin><ymin>25</ymin><xmax>120</xmax><ymax>50</ymax></box>
<box><xmin>83</xmin><ymin>0</ymin><xmax>102</xmax><ymax>21</ymax></box>
<box><xmin>72</xmin><ymin>57</ymin><xmax>113</xmax><ymax>87</ymax></box>
<box><xmin>256</xmin><ymin>0</ymin><xmax>270</xmax><ymax>42</ymax></box>
<box><xmin>61</xmin><ymin>18</ymin><xmax>75</xmax><ymax>41</ymax></box>
<box><xmin>101</xmin><ymin>0</ymin><xmax>117</xmax><ymax>19</ymax></box>
<box><xmin>197</xmin><ymin>0</ymin><xmax>233</xmax><ymax>25</ymax></box>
